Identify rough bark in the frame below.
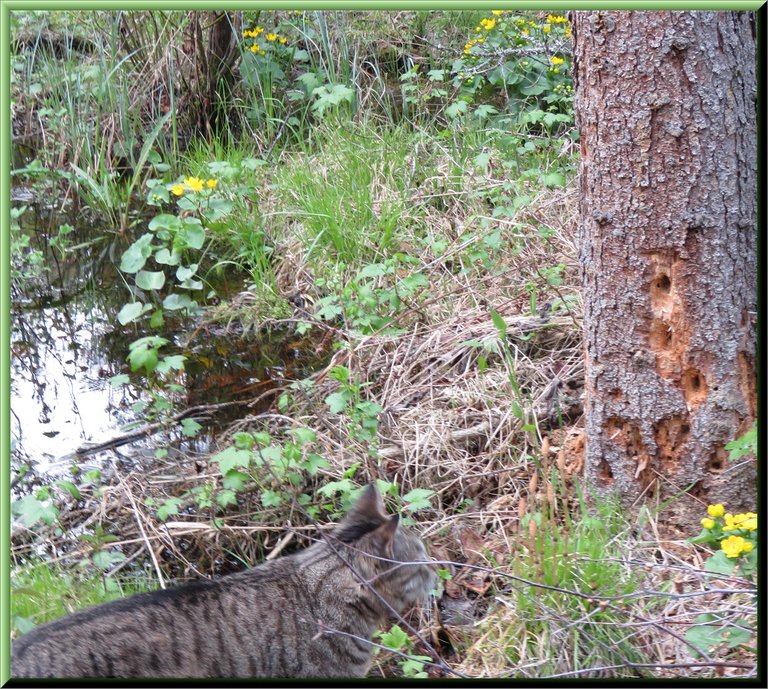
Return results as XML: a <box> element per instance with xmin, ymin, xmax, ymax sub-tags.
<box><xmin>572</xmin><ymin>11</ymin><xmax>756</xmax><ymax>531</ymax></box>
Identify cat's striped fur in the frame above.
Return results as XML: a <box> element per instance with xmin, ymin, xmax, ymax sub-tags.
<box><xmin>11</xmin><ymin>484</ymin><xmax>437</xmax><ymax>678</ymax></box>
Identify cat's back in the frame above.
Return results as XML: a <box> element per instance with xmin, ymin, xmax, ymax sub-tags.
<box><xmin>10</xmin><ymin>560</ymin><xmax>300</xmax><ymax>678</ymax></box>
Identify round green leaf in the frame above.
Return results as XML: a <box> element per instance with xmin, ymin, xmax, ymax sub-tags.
<box><xmin>135</xmin><ymin>270</ymin><xmax>166</xmax><ymax>291</ymax></box>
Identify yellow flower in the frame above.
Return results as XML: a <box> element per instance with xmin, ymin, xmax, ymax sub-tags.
<box><xmin>547</xmin><ymin>14</ymin><xmax>567</xmax><ymax>24</ymax></box>
<box><xmin>724</xmin><ymin>512</ymin><xmax>758</xmax><ymax>531</ymax></box>
<box><xmin>279</xmin><ymin>36</ymin><xmax>287</xmax><ymax>44</ymax></box>
<box><xmin>701</xmin><ymin>518</ymin><xmax>715</xmax><ymax>530</ymax></box>
<box><xmin>565</xmin><ymin>26</ymin><xmax>572</xmax><ymax>38</ymax></box>
<box><xmin>491</xmin><ymin>10</ymin><xmax>504</xmax><ymax>15</ymax></box>
<box><xmin>266</xmin><ymin>32</ymin><xmax>278</xmax><ymax>42</ymax></box>
<box><xmin>183</xmin><ymin>176</ymin><xmax>204</xmax><ymax>192</ymax></box>
<box><xmin>551</xmin><ymin>55</ymin><xmax>565</xmax><ymax>65</ymax></box>
<box><xmin>250</xmin><ymin>44</ymin><xmax>259</xmax><ymax>53</ymax></box>
<box><xmin>171</xmin><ymin>184</ymin><xmax>185</xmax><ymax>196</ymax></box>
<box><xmin>742</xmin><ymin>540</ymin><xmax>754</xmax><ymax>553</ymax></box>
<box><xmin>543</xmin><ymin>24</ymin><xmax>551</xmax><ymax>33</ymax></box>
<box><xmin>480</xmin><ymin>18</ymin><xmax>496</xmax><ymax>31</ymax></box>
<box><xmin>707</xmin><ymin>504</ymin><xmax>725</xmax><ymax>518</ymax></box>
<box><xmin>721</xmin><ymin>535</ymin><xmax>749</xmax><ymax>558</ymax></box>
<box><xmin>206</xmin><ymin>179</ymin><xmax>218</xmax><ymax>189</ymax></box>
<box><xmin>522</xmin><ymin>30</ymin><xmax>529</xmax><ymax>36</ymax></box>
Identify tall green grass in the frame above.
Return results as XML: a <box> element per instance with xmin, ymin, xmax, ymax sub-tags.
<box><xmin>11</xmin><ymin>560</ymin><xmax>154</xmax><ymax>637</ymax></box>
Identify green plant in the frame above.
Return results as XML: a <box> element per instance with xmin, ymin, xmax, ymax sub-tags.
<box><xmin>689</xmin><ymin>503</ymin><xmax>757</xmax><ymax>579</ymax></box>
<box><xmin>11</xmin><ymin>560</ymin><xmax>151</xmax><ymax>637</ymax></box>
<box><xmin>322</xmin><ymin>365</ymin><xmax>382</xmax><ymax>452</ymax></box>
<box><xmin>376</xmin><ymin>625</ymin><xmax>432</xmax><ymax>678</ymax></box>
<box><xmin>454</xmin><ymin>11</ymin><xmax>573</xmax><ymax>126</ymax></box>
<box><xmin>108</xmin><ymin>336</ymin><xmax>186</xmax><ymax>432</ymax></box>
<box><xmin>314</xmin><ymin>255</ymin><xmax>430</xmax><ymax>336</ymax></box>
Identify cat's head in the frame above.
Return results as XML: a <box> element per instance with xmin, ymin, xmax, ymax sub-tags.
<box><xmin>333</xmin><ymin>484</ymin><xmax>438</xmax><ymax>614</ymax></box>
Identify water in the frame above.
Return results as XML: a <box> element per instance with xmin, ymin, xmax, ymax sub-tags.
<box><xmin>10</xmin><ymin>220</ymin><xmax>331</xmax><ymax>484</ymax></box>
<box><xmin>11</xmin><ymin>301</ymin><xmax>138</xmax><ymax>475</ymax></box>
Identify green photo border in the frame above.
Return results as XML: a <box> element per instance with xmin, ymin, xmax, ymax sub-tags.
<box><xmin>1</xmin><ymin>1</ymin><xmax>762</xmax><ymax>684</ymax></box>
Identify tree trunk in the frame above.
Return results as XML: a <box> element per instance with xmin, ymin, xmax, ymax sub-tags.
<box><xmin>572</xmin><ymin>11</ymin><xmax>756</xmax><ymax>532</ymax></box>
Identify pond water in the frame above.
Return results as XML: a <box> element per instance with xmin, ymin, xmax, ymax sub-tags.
<box><xmin>10</xmin><ymin>187</ymin><xmax>330</xmax><ymax>485</ymax></box>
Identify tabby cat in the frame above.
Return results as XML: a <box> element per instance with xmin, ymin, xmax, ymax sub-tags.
<box><xmin>11</xmin><ymin>484</ymin><xmax>437</xmax><ymax>678</ymax></box>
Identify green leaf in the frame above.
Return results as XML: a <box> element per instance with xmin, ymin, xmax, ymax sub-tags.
<box><xmin>318</xmin><ymin>479</ymin><xmax>354</xmax><ymax>498</ymax></box>
<box><xmin>12</xmin><ymin>495</ymin><xmax>58</xmax><ymax>527</ymax></box>
<box><xmin>109</xmin><ymin>373</ymin><xmax>130</xmax><ymax>388</ymax></box>
<box><xmin>162</xmin><ymin>293</ymin><xmax>193</xmax><ymax>311</ymax></box>
<box><xmin>180</xmin><ymin>418</ymin><xmax>202</xmax><ymax>438</ymax></box>
<box><xmin>127</xmin><ymin>336</ymin><xmax>168</xmax><ymax>375</ymax></box>
<box><xmin>222</xmin><ymin>470</ymin><xmax>249</xmax><ymax>491</ymax></box>
<box><xmin>157</xmin><ymin>497</ymin><xmax>183</xmax><ymax>521</ymax></box>
<box><xmin>155</xmin><ymin>354</ymin><xmax>186</xmax><ymax>374</ymax></box>
<box><xmin>233</xmin><ymin>432</ymin><xmax>256</xmax><ymax>450</ymax></box>
<box><xmin>91</xmin><ymin>550</ymin><xmax>126</xmax><ymax>570</ymax></box>
<box><xmin>379</xmin><ymin>624</ymin><xmax>409</xmax><ymax>651</ymax></box>
<box><xmin>725</xmin><ymin>423</ymin><xmax>757</xmax><ymax>460</ymax></box>
<box><xmin>704</xmin><ymin>550</ymin><xmax>738</xmax><ymax>575</ymax></box>
<box><xmin>489</xmin><ymin>309</ymin><xmax>507</xmax><ymax>340</ymax></box>
<box><xmin>117</xmin><ymin>301</ymin><xmax>146</xmax><ymax>325</ymax></box>
<box><xmin>261</xmin><ymin>490</ymin><xmax>284</xmax><ymax>508</ymax></box>
<box><xmin>542</xmin><ymin>172</ymin><xmax>566</xmax><ymax>188</ymax></box>
<box><xmin>135</xmin><ymin>270</ymin><xmax>166</xmax><ymax>291</ymax></box>
<box><xmin>685</xmin><ymin>614</ymin><xmax>724</xmax><ymax>657</ymax></box>
<box><xmin>176</xmin><ymin>264</ymin><xmax>198</xmax><ymax>282</ymax></box>
<box><xmin>402</xmin><ymin>488</ymin><xmax>435</xmax><ymax>512</ymax></box>
<box><xmin>304</xmin><ymin>453</ymin><xmax>329</xmax><ymax>476</ymax></box>
<box><xmin>356</xmin><ymin>263</ymin><xmax>388</xmax><ymax>281</ymax></box>
<box><xmin>211</xmin><ymin>446</ymin><xmax>252</xmax><ymax>474</ymax></box>
<box><xmin>446</xmin><ymin>100</ymin><xmax>468</xmax><ymax>119</ymax></box>
<box><xmin>290</xmin><ymin>427</ymin><xmax>317</xmax><ymax>446</ymax></box>
<box><xmin>216</xmin><ymin>489</ymin><xmax>238</xmax><ymax>508</ymax></box>
<box><xmin>148</xmin><ymin>214</ymin><xmax>181</xmax><ymax>232</ymax></box>
<box><xmin>325</xmin><ymin>391</ymin><xmax>349</xmax><ymax>414</ymax></box>
<box><xmin>149</xmin><ymin>308</ymin><xmax>165</xmax><ymax>329</ymax></box>
<box><xmin>155</xmin><ymin>247</ymin><xmax>181</xmax><ymax>266</ymax></box>
<box><xmin>180</xmin><ymin>220</ymin><xmax>205</xmax><ymax>250</ymax></box>
<box><xmin>56</xmin><ymin>480</ymin><xmax>81</xmax><ymax>500</ymax></box>
<box><xmin>119</xmin><ymin>233</ymin><xmax>154</xmax><ymax>273</ymax></box>
<box><xmin>724</xmin><ymin>622</ymin><xmax>753</xmax><ymax>648</ymax></box>
<box><xmin>13</xmin><ymin>616</ymin><xmax>36</xmax><ymax>635</ymax></box>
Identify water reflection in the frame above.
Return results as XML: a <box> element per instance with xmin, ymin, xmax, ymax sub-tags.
<box><xmin>11</xmin><ymin>302</ymin><xmax>138</xmax><ymax>475</ymax></box>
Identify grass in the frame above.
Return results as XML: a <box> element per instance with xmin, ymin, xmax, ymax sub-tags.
<box><xmin>11</xmin><ymin>560</ymin><xmax>154</xmax><ymax>638</ymax></box>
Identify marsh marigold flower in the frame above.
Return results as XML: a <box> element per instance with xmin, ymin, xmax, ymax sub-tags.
<box><xmin>701</xmin><ymin>518</ymin><xmax>715</xmax><ymax>530</ymax></box>
<box><xmin>707</xmin><ymin>503</ymin><xmax>725</xmax><ymax>518</ymax></box>
<box><xmin>171</xmin><ymin>184</ymin><xmax>185</xmax><ymax>196</ymax></box>
<box><xmin>491</xmin><ymin>10</ymin><xmax>504</xmax><ymax>15</ymax></box>
<box><xmin>721</xmin><ymin>535</ymin><xmax>750</xmax><ymax>558</ymax></box>
<box><xmin>551</xmin><ymin>55</ymin><xmax>565</xmax><ymax>65</ymax></box>
<box><xmin>724</xmin><ymin>512</ymin><xmax>757</xmax><ymax>531</ymax></box>
<box><xmin>183</xmin><ymin>176</ymin><xmax>204</xmax><ymax>192</ymax></box>
<box><xmin>206</xmin><ymin>179</ymin><xmax>218</xmax><ymax>189</ymax></box>
<box><xmin>266</xmin><ymin>32</ymin><xmax>278</xmax><ymax>42</ymax></box>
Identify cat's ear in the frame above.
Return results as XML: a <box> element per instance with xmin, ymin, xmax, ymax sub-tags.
<box><xmin>371</xmin><ymin>514</ymin><xmax>399</xmax><ymax>558</ymax></box>
<box><xmin>348</xmin><ymin>483</ymin><xmax>387</xmax><ymax>521</ymax></box>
